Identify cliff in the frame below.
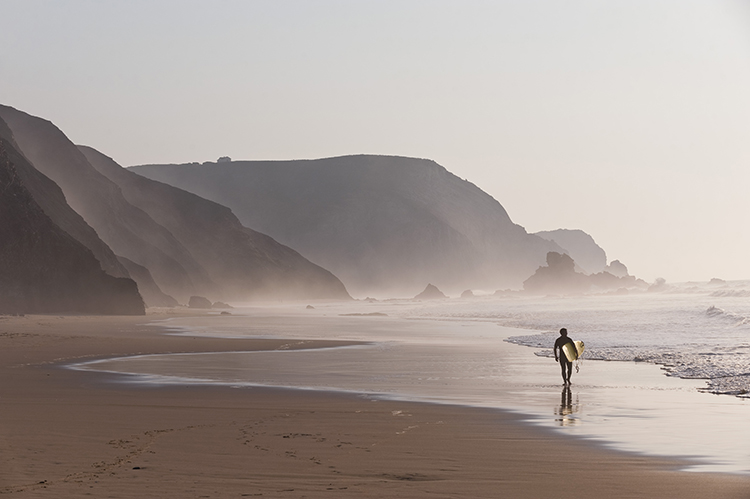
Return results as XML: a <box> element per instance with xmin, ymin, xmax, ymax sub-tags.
<box><xmin>0</xmin><ymin>105</ymin><xmax>349</xmax><ymax>303</ymax></box>
<box><xmin>131</xmin><ymin>156</ymin><xmax>562</xmax><ymax>295</ymax></box>
<box><xmin>0</xmin><ymin>105</ymin><xmax>207</xmax><ymax>303</ymax></box>
<box><xmin>0</xmin><ymin>139</ymin><xmax>144</xmax><ymax>315</ymax></box>
<box><xmin>0</xmin><ymin>112</ymin><xmax>130</xmax><ymax>279</ymax></box>
<box><xmin>80</xmin><ymin>146</ymin><xmax>350</xmax><ymax>301</ymax></box>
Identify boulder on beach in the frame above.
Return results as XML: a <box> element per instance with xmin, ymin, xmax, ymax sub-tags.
<box><xmin>414</xmin><ymin>284</ymin><xmax>447</xmax><ymax>300</ymax></box>
<box><xmin>460</xmin><ymin>289</ymin><xmax>474</xmax><ymax>298</ymax></box>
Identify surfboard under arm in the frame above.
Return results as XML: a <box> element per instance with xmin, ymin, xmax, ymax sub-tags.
<box><xmin>562</xmin><ymin>340</ymin><xmax>585</xmax><ymax>362</ymax></box>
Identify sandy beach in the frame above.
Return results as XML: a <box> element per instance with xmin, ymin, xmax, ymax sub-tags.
<box><xmin>2</xmin><ymin>312</ymin><xmax>750</xmax><ymax>498</ymax></box>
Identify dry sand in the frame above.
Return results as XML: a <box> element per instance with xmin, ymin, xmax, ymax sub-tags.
<box><xmin>1</xmin><ymin>312</ymin><xmax>749</xmax><ymax>498</ymax></box>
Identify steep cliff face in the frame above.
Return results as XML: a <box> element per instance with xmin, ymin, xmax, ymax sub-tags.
<box><xmin>132</xmin><ymin>156</ymin><xmax>562</xmax><ymax>295</ymax></box>
<box><xmin>0</xmin><ymin>114</ymin><xmax>129</xmax><ymax>279</ymax></box>
<box><xmin>0</xmin><ymin>140</ymin><xmax>144</xmax><ymax>315</ymax></box>
<box><xmin>0</xmin><ymin>105</ymin><xmax>349</xmax><ymax>302</ymax></box>
<box><xmin>117</xmin><ymin>256</ymin><xmax>179</xmax><ymax>308</ymax></box>
<box><xmin>0</xmin><ymin>105</ymin><xmax>209</xmax><ymax>303</ymax></box>
<box><xmin>80</xmin><ymin>146</ymin><xmax>350</xmax><ymax>301</ymax></box>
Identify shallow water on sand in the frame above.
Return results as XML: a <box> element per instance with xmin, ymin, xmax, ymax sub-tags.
<box><xmin>73</xmin><ymin>298</ymin><xmax>750</xmax><ymax>473</ymax></box>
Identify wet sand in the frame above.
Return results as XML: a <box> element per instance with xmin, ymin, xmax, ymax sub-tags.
<box><xmin>1</xmin><ymin>312</ymin><xmax>749</xmax><ymax>498</ymax></box>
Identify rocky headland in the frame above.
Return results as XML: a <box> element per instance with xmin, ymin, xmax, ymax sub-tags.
<box><xmin>131</xmin><ymin>156</ymin><xmax>564</xmax><ymax>295</ymax></box>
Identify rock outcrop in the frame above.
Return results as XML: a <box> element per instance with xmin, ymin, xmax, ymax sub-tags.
<box><xmin>188</xmin><ymin>296</ymin><xmax>213</xmax><ymax>309</ymax></box>
<box><xmin>534</xmin><ymin>229</ymin><xmax>607</xmax><ymax>275</ymax></box>
<box><xmin>131</xmin><ymin>155</ymin><xmax>562</xmax><ymax>295</ymax></box>
<box><xmin>605</xmin><ymin>259</ymin><xmax>629</xmax><ymax>278</ymax></box>
<box><xmin>0</xmin><ymin>139</ymin><xmax>144</xmax><ymax>315</ymax></box>
<box><xmin>523</xmin><ymin>252</ymin><xmax>590</xmax><ymax>294</ymax></box>
<box><xmin>414</xmin><ymin>284</ymin><xmax>448</xmax><ymax>300</ymax></box>
<box><xmin>524</xmin><ymin>252</ymin><xmax>647</xmax><ymax>295</ymax></box>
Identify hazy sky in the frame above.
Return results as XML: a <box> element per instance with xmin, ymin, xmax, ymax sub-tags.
<box><xmin>3</xmin><ymin>0</ymin><xmax>750</xmax><ymax>283</ymax></box>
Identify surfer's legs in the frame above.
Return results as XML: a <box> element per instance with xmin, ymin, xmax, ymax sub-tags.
<box><xmin>559</xmin><ymin>359</ymin><xmax>571</xmax><ymax>384</ymax></box>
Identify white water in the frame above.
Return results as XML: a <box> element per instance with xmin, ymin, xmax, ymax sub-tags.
<box><xmin>434</xmin><ymin>282</ymin><xmax>750</xmax><ymax>397</ymax></box>
<box><xmin>71</xmin><ymin>282</ymin><xmax>750</xmax><ymax>473</ymax></box>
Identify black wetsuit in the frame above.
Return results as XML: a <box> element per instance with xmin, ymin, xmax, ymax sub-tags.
<box><xmin>554</xmin><ymin>335</ymin><xmax>576</xmax><ymax>383</ymax></box>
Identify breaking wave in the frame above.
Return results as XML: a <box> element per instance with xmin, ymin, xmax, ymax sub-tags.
<box><xmin>710</xmin><ymin>289</ymin><xmax>750</xmax><ymax>298</ymax></box>
<box><xmin>705</xmin><ymin>306</ymin><xmax>750</xmax><ymax>325</ymax></box>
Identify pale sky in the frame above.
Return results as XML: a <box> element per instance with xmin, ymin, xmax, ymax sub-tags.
<box><xmin>3</xmin><ymin>0</ymin><xmax>750</xmax><ymax>283</ymax></box>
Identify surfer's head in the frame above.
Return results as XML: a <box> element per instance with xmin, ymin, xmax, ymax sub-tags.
<box><xmin>559</xmin><ymin>328</ymin><xmax>568</xmax><ymax>336</ymax></box>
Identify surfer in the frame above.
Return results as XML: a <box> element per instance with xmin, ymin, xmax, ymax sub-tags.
<box><xmin>554</xmin><ymin>327</ymin><xmax>575</xmax><ymax>385</ymax></box>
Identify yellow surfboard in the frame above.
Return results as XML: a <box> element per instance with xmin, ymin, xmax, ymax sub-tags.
<box><xmin>562</xmin><ymin>340</ymin><xmax>585</xmax><ymax>362</ymax></box>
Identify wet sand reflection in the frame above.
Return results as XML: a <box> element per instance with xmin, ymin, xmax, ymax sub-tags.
<box><xmin>555</xmin><ymin>385</ymin><xmax>580</xmax><ymax>426</ymax></box>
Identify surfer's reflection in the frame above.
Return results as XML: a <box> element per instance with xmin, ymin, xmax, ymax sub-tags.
<box><xmin>555</xmin><ymin>386</ymin><xmax>579</xmax><ymax>426</ymax></box>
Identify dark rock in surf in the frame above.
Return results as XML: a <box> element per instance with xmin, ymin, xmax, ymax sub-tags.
<box><xmin>524</xmin><ymin>252</ymin><xmax>647</xmax><ymax>295</ymax></box>
<box><xmin>523</xmin><ymin>252</ymin><xmax>589</xmax><ymax>295</ymax></box>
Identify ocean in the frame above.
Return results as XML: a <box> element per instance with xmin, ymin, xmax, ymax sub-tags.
<box><xmin>426</xmin><ymin>280</ymin><xmax>750</xmax><ymax>398</ymax></box>
<box><xmin>72</xmin><ymin>280</ymin><xmax>750</xmax><ymax>473</ymax></box>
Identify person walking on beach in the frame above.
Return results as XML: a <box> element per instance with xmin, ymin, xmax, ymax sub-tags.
<box><xmin>554</xmin><ymin>328</ymin><xmax>576</xmax><ymax>385</ymax></box>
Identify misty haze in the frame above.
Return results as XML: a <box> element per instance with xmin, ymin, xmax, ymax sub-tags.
<box><xmin>3</xmin><ymin>2</ymin><xmax>750</xmax><ymax>498</ymax></box>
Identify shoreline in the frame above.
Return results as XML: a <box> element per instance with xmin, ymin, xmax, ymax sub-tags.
<box><xmin>75</xmin><ymin>308</ymin><xmax>750</xmax><ymax>474</ymax></box>
<box><xmin>2</xmin><ymin>312</ymin><xmax>750</xmax><ymax>497</ymax></box>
